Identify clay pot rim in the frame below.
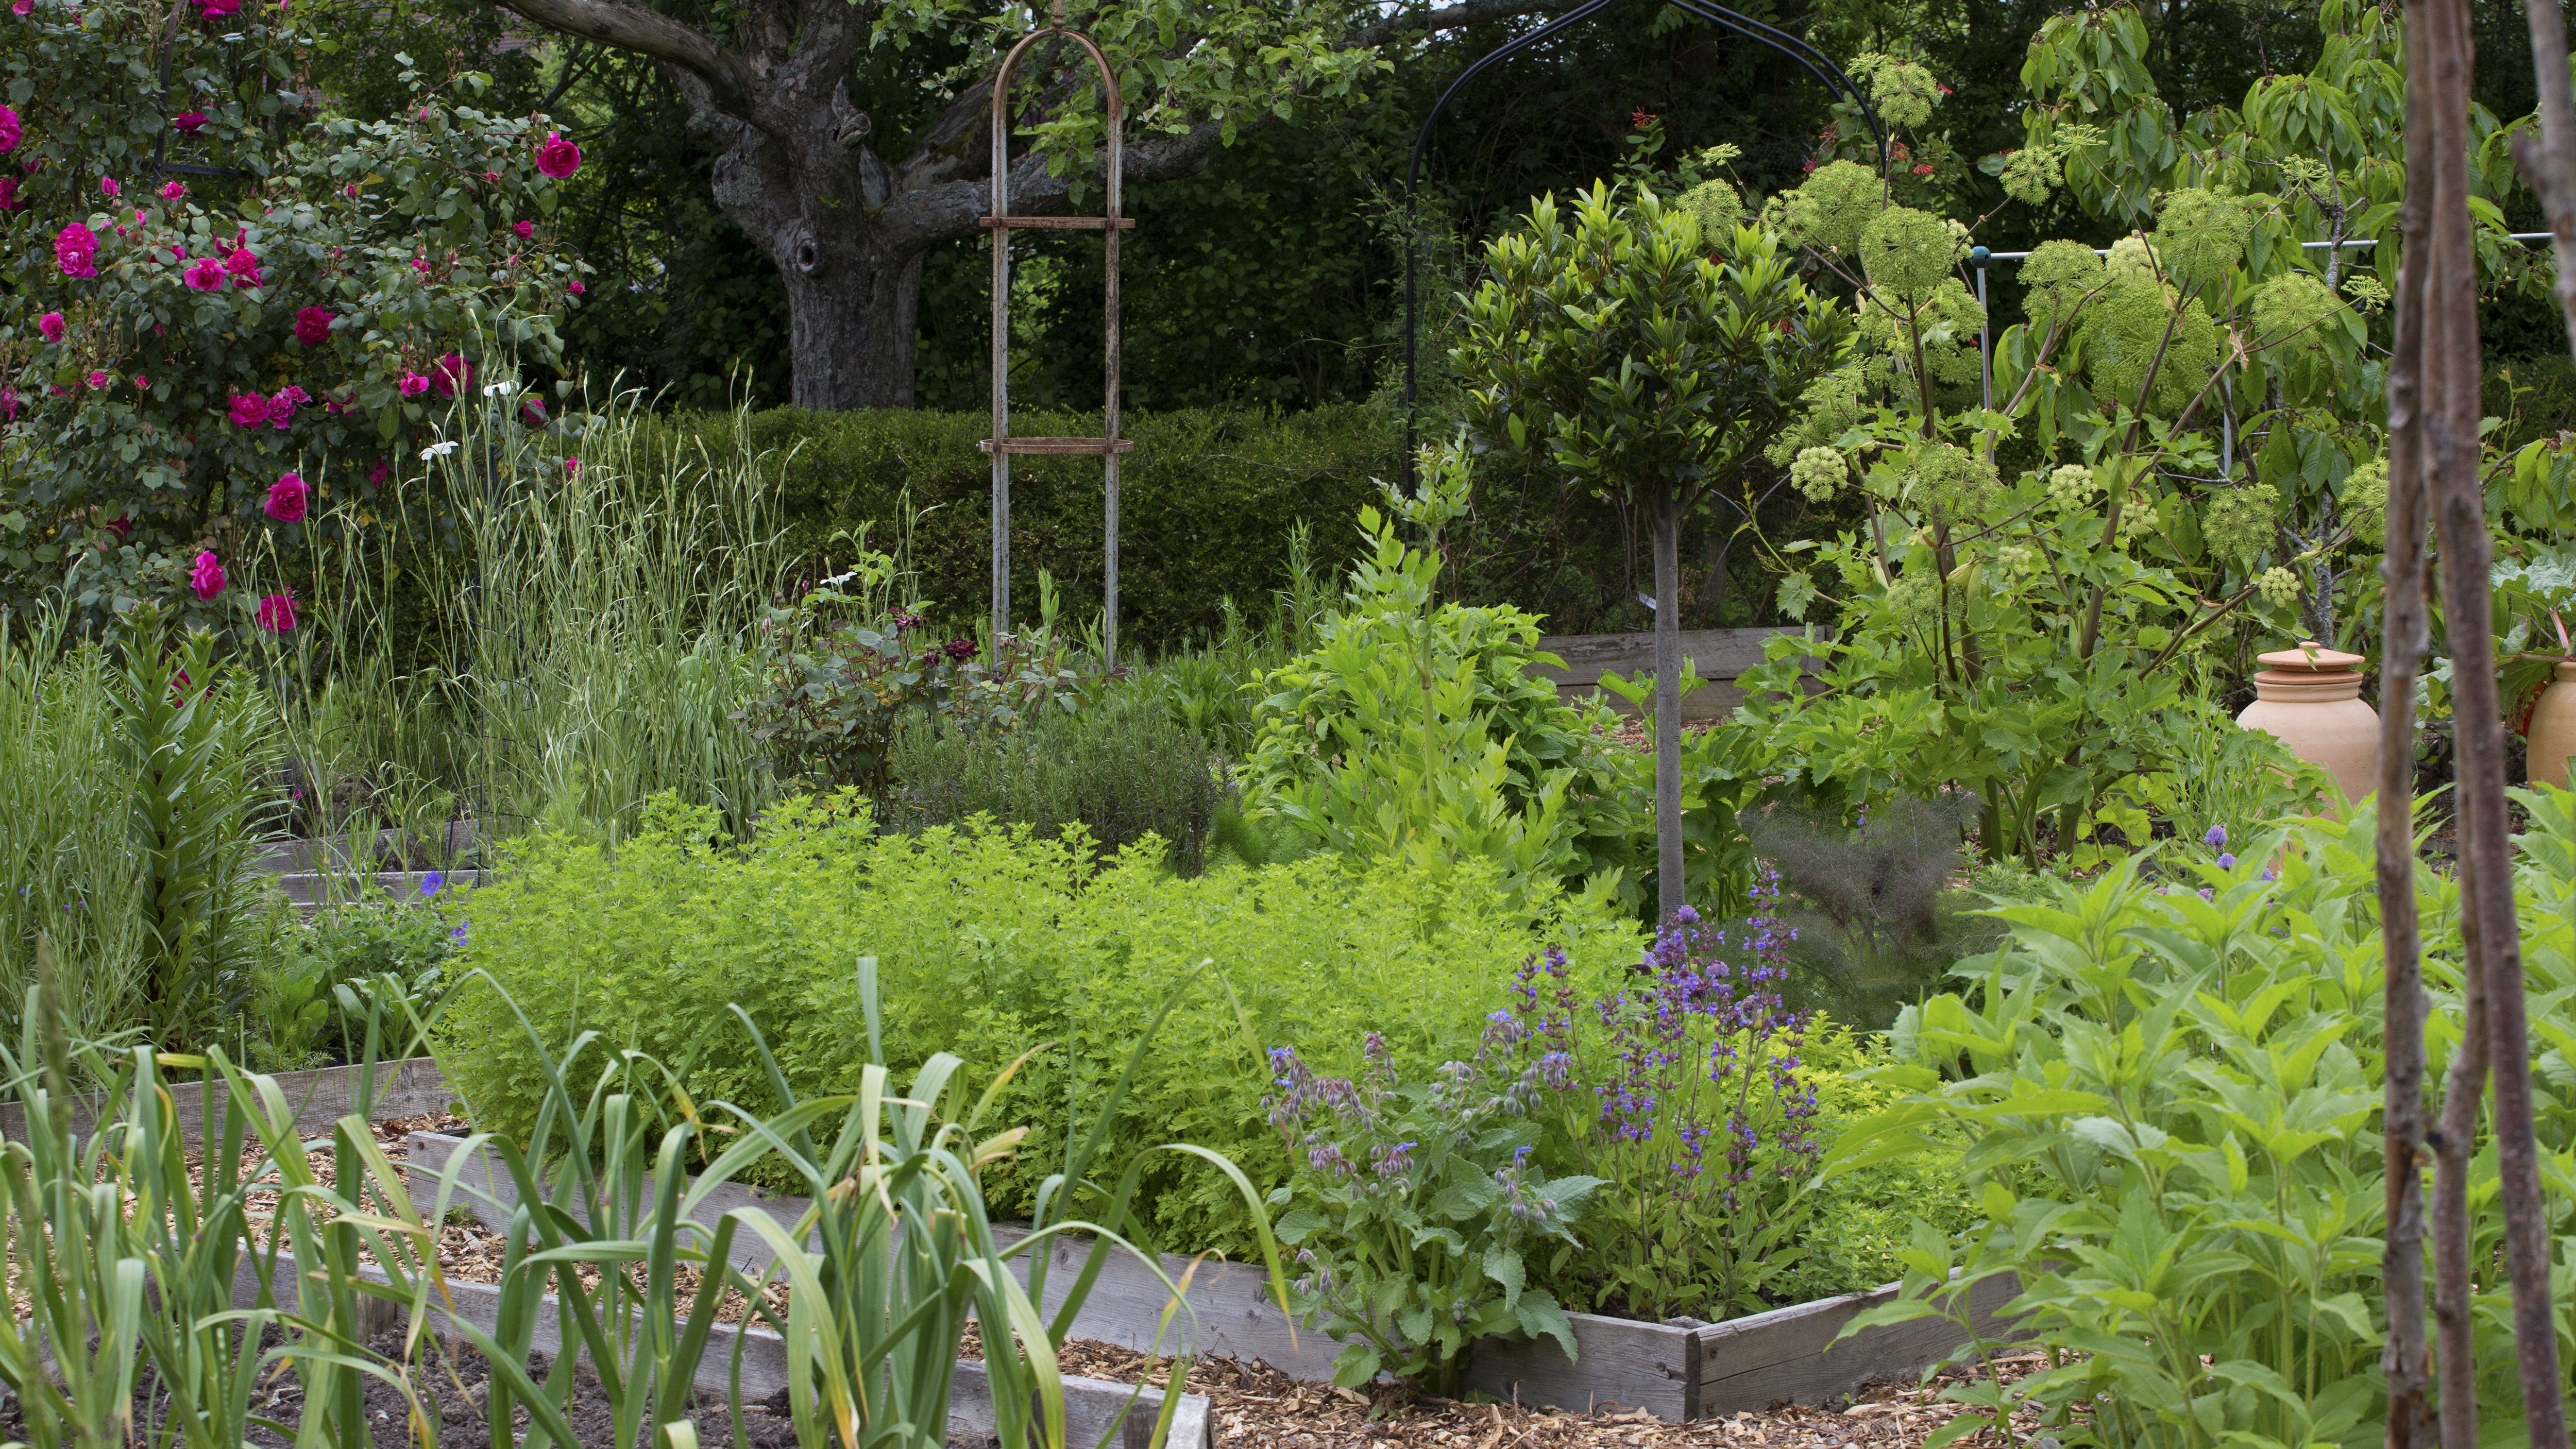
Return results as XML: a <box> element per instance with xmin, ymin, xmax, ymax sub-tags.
<box><xmin>2255</xmin><ymin>639</ymin><xmax>2366</xmax><ymax>674</ymax></box>
<box><xmin>2251</xmin><ymin>669</ymin><xmax>2365</xmax><ymax>687</ymax></box>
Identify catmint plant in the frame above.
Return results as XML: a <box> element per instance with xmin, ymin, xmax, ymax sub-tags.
<box><xmin>1262</xmin><ymin>1025</ymin><xmax>1600</xmax><ymax>1395</ymax></box>
<box><xmin>1510</xmin><ymin>884</ymin><xmax>1823</xmax><ymax>1322</ymax></box>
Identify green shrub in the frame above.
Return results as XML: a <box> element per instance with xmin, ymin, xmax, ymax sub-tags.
<box><xmin>2486</xmin><ymin>352</ymin><xmax>2576</xmax><ymax>450</ymax></box>
<box><xmin>886</xmin><ymin>695</ymin><xmax>1231</xmax><ymax>874</ymax></box>
<box><xmin>632</xmin><ymin>406</ymin><xmax>1395</xmax><ymax>650</ymax></box>
<box><xmin>435</xmin><ymin>793</ymin><xmax>1648</xmax><ymax>1255</ymax></box>
<box><xmin>1237</xmin><ymin>507</ymin><xmax>1650</xmax><ymax>910</ymax></box>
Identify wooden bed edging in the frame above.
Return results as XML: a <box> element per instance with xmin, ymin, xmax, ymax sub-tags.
<box><xmin>0</xmin><ymin>1056</ymin><xmax>452</xmax><ymax>1144</ymax></box>
<box><xmin>405</xmin><ymin>1131</ymin><xmax>2022</xmax><ymax>1422</ymax></box>
<box><xmin>224</xmin><ymin>1246</ymin><xmax>1213</xmax><ymax>1448</ymax></box>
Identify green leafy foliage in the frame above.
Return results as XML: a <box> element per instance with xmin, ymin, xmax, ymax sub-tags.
<box><xmin>1238</xmin><ymin>506</ymin><xmax>1646</xmax><ymax>910</ymax></box>
<box><xmin>433</xmin><ymin>793</ymin><xmax>1648</xmax><ymax>1255</ymax></box>
<box><xmin>1826</xmin><ymin>799</ymin><xmax>2576</xmax><ymax>1448</ymax></box>
<box><xmin>1</xmin><ymin>0</ymin><xmax>582</xmax><ymax>620</ymax></box>
<box><xmin>1264</xmin><ymin>1037</ymin><xmax>1598</xmax><ymax>1394</ymax></box>
<box><xmin>887</xmin><ymin>692</ymin><xmax>1231</xmax><ymax>875</ymax></box>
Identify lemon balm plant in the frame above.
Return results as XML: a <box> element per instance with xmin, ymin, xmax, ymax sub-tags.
<box><xmin>0</xmin><ymin>0</ymin><xmax>585</xmax><ymax>625</ymax></box>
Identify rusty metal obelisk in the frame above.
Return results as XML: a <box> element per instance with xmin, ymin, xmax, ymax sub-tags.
<box><xmin>981</xmin><ymin>0</ymin><xmax>1132</xmax><ymax>669</ymax></box>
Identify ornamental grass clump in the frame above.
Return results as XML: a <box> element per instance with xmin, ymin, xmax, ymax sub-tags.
<box><xmin>1507</xmin><ymin>892</ymin><xmax>1825</xmax><ymax>1323</ymax></box>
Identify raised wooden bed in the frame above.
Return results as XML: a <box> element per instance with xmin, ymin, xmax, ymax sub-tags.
<box><xmin>268</xmin><ymin>868</ymin><xmax>486</xmax><ymax>912</ymax></box>
<box><xmin>254</xmin><ymin>820</ymin><xmax>483</xmax><ymax>876</ymax></box>
<box><xmin>0</xmin><ymin>1055</ymin><xmax>453</xmax><ymax>1143</ymax></box>
<box><xmin>225</xmin><ymin>1251</ymin><xmax>1210</xmax><ymax>1448</ymax></box>
<box><xmin>408</xmin><ymin>1131</ymin><xmax>2021</xmax><ymax>1422</ymax></box>
<box><xmin>1533</xmin><ymin>628</ymin><xmax>1821</xmax><ymax>723</ymax></box>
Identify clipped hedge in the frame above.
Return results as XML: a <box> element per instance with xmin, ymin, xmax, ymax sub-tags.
<box><xmin>637</xmin><ymin>405</ymin><xmax>1397</xmax><ymax>648</ymax></box>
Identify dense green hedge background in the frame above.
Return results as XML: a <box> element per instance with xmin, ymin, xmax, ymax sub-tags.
<box><xmin>638</xmin><ymin>405</ymin><xmax>1398</xmax><ymax>646</ymax></box>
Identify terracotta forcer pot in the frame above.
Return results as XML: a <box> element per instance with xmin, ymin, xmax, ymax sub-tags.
<box><xmin>2236</xmin><ymin>640</ymin><xmax>2379</xmax><ymax>813</ymax></box>
<box><xmin>2527</xmin><ymin>660</ymin><xmax>2576</xmax><ymax>789</ymax></box>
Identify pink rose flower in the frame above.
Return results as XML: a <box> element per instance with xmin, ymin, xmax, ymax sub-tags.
<box><xmin>161</xmin><ymin>180</ymin><xmax>185</xmax><ymax>200</ymax></box>
<box><xmin>343</xmin><ymin>183</ymin><xmax>358</xmax><ymax>197</ymax></box>
<box><xmin>568</xmin><ymin>280</ymin><xmax>585</xmax><ymax>295</ymax></box>
<box><xmin>513</xmin><ymin>219</ymin><xmax>533</xmax><ymax>240</ymax></box>
<box><xmin>99</xmin><ymin>176</ymin><xmax>117</xmax><ymax>197</ymax></box>
<box><xmin>172</xmin><ymin>111</ymin><xmax>207</xmax><ymax>135</ymax></box>
<box><xmin>190</xmin><ymin>550</ymin><xmax>225</xmax><ymax>599</ymax></box>
<box><xmin>535</xmin><ymin>130</ymin><xmax>581</xmax><ymax>179</ymax></box>
<box><xmin>397</xmin><ymin>371</ymin><xmax>430</xmax><ymax>398</ymax></box>
<box><xmin>267</xmin><ymin>384</ymin><xmax>308</xmax><ymax>428</ymax></box>
<box><xmin>264</xmin><ymin>471</ymin><xmax>309</xmax><ymax>522</ymax></box>
<box><xmin>564</xmin><ymin>456</ymin><xmax>581</xmax><ymax>474</ymax></box>
<box><xmin>431</xmin><ymin>352</ymin><xmax>471</xmax><ymax>397</ymax></box>
<box><xmin>37</xmin><ymin>311</ymin><xmax>62</xmax><ymax>342</ymax></box>
<box><xmin>293</xmin><ymin>305</ymin><xmax>334</xmax><ymax>346</ymax></box>
<box><xmin>55</xmin><ymin>224</ymin><xmax>99</xmax><ymax>279</ymax></box>
<box><xmin>227</xmin><ymin>392</ymin><xmax>270</xmax><ymax>428</ymax></box>
<box><xmin>193</xmin><ymin>0</ymin><xmax>239</xmax><ymax>15</ymax></box>
<box><xmin>1</xmin><ymin>386</ymin><xmax>16</xmax><ymax>421</ymax></box>
<box><xmin>85</xmin><ymin>370</ymin><xmax>106</xmax><ymax>389</ymax></box>
<box><xmin>255</xmin><ymin>592</ymin><xmax>296</xmax><ymax>633</ymax></box>
<box><xmin>104</xmin><ymin>515</ymin><xmax>130</xmax><ymax>539</ymax></box>
<box><xmin>366</xmin><ymin>457</ymin><xmax>388</xmax><ymax>486</ymax></box>
<box><xmin>0</xmin><ymin>107</ymin><xmax>19</xmax><ymax>154</ymax></box>
<box><xmin>0</xmin><ymin>177</ymin><xmax>19</xmax><ymax>212</ymax></box>
<box><xmin>482</xmin><ymin>170</ymin><xmax>498</xmax><ymax>182</ymax></box>
<box><xmin>519</xmin><ymin>396</ymin><xmax>547</xmax><ymax>427</ymax></box>
<box><xmin>409</xmin><ymin>257</ymin><xmax>430</xmax><ymax>276</ymax></box>
<box><xmin>223</xmin><ymin>246</ymin><xmax>262</xmax><ymax>289</ymax></box>
<box><xmin>183</xmin><ymin>257</ymin><xmax>224</xmax><ymax>289</ymax></box>
<box><xmin>8</xmin><ymin>1</ymin><xmax>27</xmax><ymax>15</ymax></box>
<box><xmin>131</xmin><ymin>374</ymin><xmax>147</xmax><ymax>390</ymax></box>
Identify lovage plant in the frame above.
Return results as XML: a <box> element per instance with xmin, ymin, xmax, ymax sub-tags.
<box><xmin>0</xmin><ymin>0</ymin><xmax>585</xmax><ymax>625</ymax></box>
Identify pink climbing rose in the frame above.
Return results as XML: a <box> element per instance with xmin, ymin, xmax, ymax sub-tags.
<box><xmin>55</xmin><ymin>224</ymin><xmax>98</xmax><ymax>278</ymax></box>
<box><xmin>227</xmin><ymin>392</ymin><xmax>270</xmax><ymax>428</ymax></box>
<box><xmin>193</xmin><ymin>0</ymin><xmax>239</xmax><ymax>15</ymax></box>
<box><xmin>536</xmin><ymin>130</ymin><xmax>581</xmax><ymax>179</ymax></box>
<box><xmin>293</xmin><ymin>305</ymin><xmax>334</xmax><ymax>346</ymax></box>
<box><xmin>223</xmin><ymin>246</ymin><xmax>262</xmax><ymax>288</ymax></box>
<box><xmin>255</xmin><ymin>592</ymin><xmax>296</xmax><ymax>633</ymax></box>
<box><xmin>190</xmin><ymin>551</ymin><xmax>225</xmax><ymax>600</ymax></box>
<box><xmin>98</xmin><ymin>175</ymin><xmax>117</xmax><ymax>197</ymax></box>
<box><xmin>564</xmin><ymin>456</ymin><xmax>581</xmax><ymax>474</ymax></box>
<box><xmin>84</xmin><ymin>370</ymin><xmax>106</xmax><ymax>389</ymax></box>
<box><xmin>367</xmin><ymin>457</ymin><xmax>388</xmax><ymax>486</ymax></box>
<box><xmin>264</xmin><ymin>471</ymin><xmax>309</xmax><ymax>522</ymax></box>
<box><xmin>0</xmin><ymin>177</ymin><xmax>19</xmax><ymax>212</ymax></box>
<box><xmin>568</xmin><ymin>280</ymin><xmax>585</xmax><ymax>295</ymax></box>
<box><xmin>37</xmin><ymin>311</ymin><xmax>62</xmax><ymax>342</ymax></box>
<box><xmin>397</xmin><ymin>371</ymin><xmax>430</xmax><ymax>398</ymax></box>
<box><xmin>161</xmin><ymin>180</ymin><xmax>184</xmax><ymax>200</ymax></box>
<box><xmin>267</xmin><ymin>384</ymin><xmax>308</xmax><ymax>428</ymax></box>
<box><xmin>0</xmin><ymin>106</ymin><xmax>19</xmax><ymax>154</ymax></box>
<box><xmin>431</xmin><ymin>352</ymin><xmax>472</xmax><ymax>397</ymax></box>
<box><xmin>172</xmin><ymin>111</ymin><xmax>207</xmax><ymax>135</ymax></box>
<box><xmin>131</xmin><ymin>374</ymin><xmax>147</xmax><ymax>390</ymax></box>
<box><xmin>183</xmin><ymin>257</ymin><xmax>224</xmax><ymax>290</ymax></box>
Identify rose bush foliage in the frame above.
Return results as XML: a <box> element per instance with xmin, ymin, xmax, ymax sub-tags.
<box><xmin>0</xmin><ymin>0</ymin><xmax>586</xmax><ymax>625</ymax></box>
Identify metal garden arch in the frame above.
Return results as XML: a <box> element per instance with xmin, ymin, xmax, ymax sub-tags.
<box><xmin>1400</xmin><ymin>0</ymin><xmax>1888</xmax><ymax>478</ymax></box>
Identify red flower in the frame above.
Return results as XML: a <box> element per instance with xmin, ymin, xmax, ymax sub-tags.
<box><xmin>1631</xmin><ymin>108</ymin><xmax>1656</xmax><ymax>129</ymax></box>
<box><xmin>256</xmin><ymin>592</ymin><xmax>297</xmax><ymax>633</ymax></box>
<box><xmin>183</xmin><ymin>257</ymin><xmax>224</xmax><ymax>290</ymax></box>
<box><xmin>190</xmin><ymin>550</ymin><xmax>225</xmax><ymax>599</ymax></box>
<box><xmin>105</xmin><ymin>514</ymin><xmax>131</xmax><ymax>540</ymax></box>
<box><xmin>265</xmin><ymin>471</ymin><xmax>310</xmax><ymax>522</ymax></box>
<box><xmin>1912</xmin><ymin>162</ymin><xmax>1935</xmax><ymax>177</ymax></box>
<box><xmin>172</xmin><ymin>111</ymin><xmax>208</xmax><ymax>134</ymax></box>
<box><xmin>432</xmin><ymin>352</ymin><xmax>473</xmax><ymax>397</ymax></box>
<box><xmin>227</xmin><ymin>393</ymin><xmax>271</xmax><ymax>428</ymax></box>
<box><xmin>536</xmin><ymin>130</ymin><xmax>581</xmax><ymax>179</ymax></box>
<box><xmin>55</xmin><ymin>224</ymin><xmax>98</xmax><ymax>279</ymax></box>
<box><xmin>294</xmin><ymin>305</ymin><xmax>334</xmax><ymax>346</ymax></box>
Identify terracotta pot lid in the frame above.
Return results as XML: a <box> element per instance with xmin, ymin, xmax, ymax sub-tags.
<box><xmin>2255</xmin><ymin>640</ymin><xmax>2365</xmax><ymax>675</ymax></box>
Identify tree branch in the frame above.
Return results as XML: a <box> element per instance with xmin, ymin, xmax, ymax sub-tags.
<box><xmin>494</xmin><ymin>0</ymin><xmax>761</xmax><ymax>122</ymax></box>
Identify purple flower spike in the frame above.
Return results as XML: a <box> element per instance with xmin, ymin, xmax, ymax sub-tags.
<box><xmin>2203</xmin><ymin>825</ymin><xmax>2228</xmax><ymax>848</ymax></box>
<box><xmin>2216</xmin><ymin>853</ymin><xmax>2236</xmax><ymax>870</ymax></box>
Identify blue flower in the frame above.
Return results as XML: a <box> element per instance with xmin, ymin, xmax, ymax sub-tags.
<box><xmin>419</xmin><ymin>871</ymin><xmax>446</xmax><ymax>898</ymax></box>
<box><xmin>2216</xmin><ymin>853</ymin><xmax>2236</xmax><ymax>870</ymax></box>
<box><xmin>450</xmin><ymin>920</ymin><xmax>470</xmax><ymax>947</ymax></box>
<box><xmin>2203</xmin><ymin>825</ymin><xmax>2228</xmax><ymax>848</ymax></box>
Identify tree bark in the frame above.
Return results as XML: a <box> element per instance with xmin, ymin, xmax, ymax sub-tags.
<box><xmin>2376</xmin><ymin>16</ymin><xmax>2434</xmax><ymax>1429</ymax></box>
<box><xmin>2417</xmin><ymin>0</ymin><xmax>2570</xmax><ymax>1438</ymax></box>
<box><xmin>1654</xmin><ymin>482</ymin><xmax>1683</xmax><ymax>922</ymax></box>
<box><xmin>493</xmin><ymin>0</ymin><xmax>1563</xmax><ymax>408</ymax></box>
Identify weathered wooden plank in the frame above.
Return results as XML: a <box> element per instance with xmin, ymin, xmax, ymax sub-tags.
<box><xmin>0</xmin><ymin>1056</ymin><xmax>452</xmax><ymax>1144</ymax></box>
<box><xmin>1459</xmin><ymin>1312</ymin><xmax>1694</xmax><ymax>1420</ymax></box>
<box><xmin>269</xmin><ymin>870</ymin><xmax>484</xmax><ymax>911</ymax></box>
<box><xmin>1692</xmin><ymin>1271</ymin><xmax>2026</xmax><ymax>1414</ymax></box>
<box><xmin>228</xmin><ymin>1250</ymin><xmax>1210</xmax><ymax>1447</ymax></box>
<box><xmin>1532</xmin><ymin>629</ymin><xmax>1822</xmax><ymax>722</ymax></box>
<box><xmin>255</xmin><ymin>820</ymin><xmax>483</xmax><ymax>876</ymax></box>
<box><xmin>406</xmin><ymin>1131</ymin><xmax>1338</xmax><ymax>1378</ymax></box>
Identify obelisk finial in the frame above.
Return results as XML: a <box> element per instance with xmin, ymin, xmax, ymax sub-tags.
<box><xmin>1049</xmin><ymin>0</ymin><xmax>1065</xmax><ymax>26</ymax></box>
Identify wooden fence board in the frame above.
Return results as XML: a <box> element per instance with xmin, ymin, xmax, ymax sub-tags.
<box><xmin>0</xmin><ymin>1056</ymin><xmax>452</xmax><ymax>1144</ymax></box>
<box><xmin>1532</xmin><ymin>629</ymin><xmax>1821</xmax><ymax>722</ymax></box>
